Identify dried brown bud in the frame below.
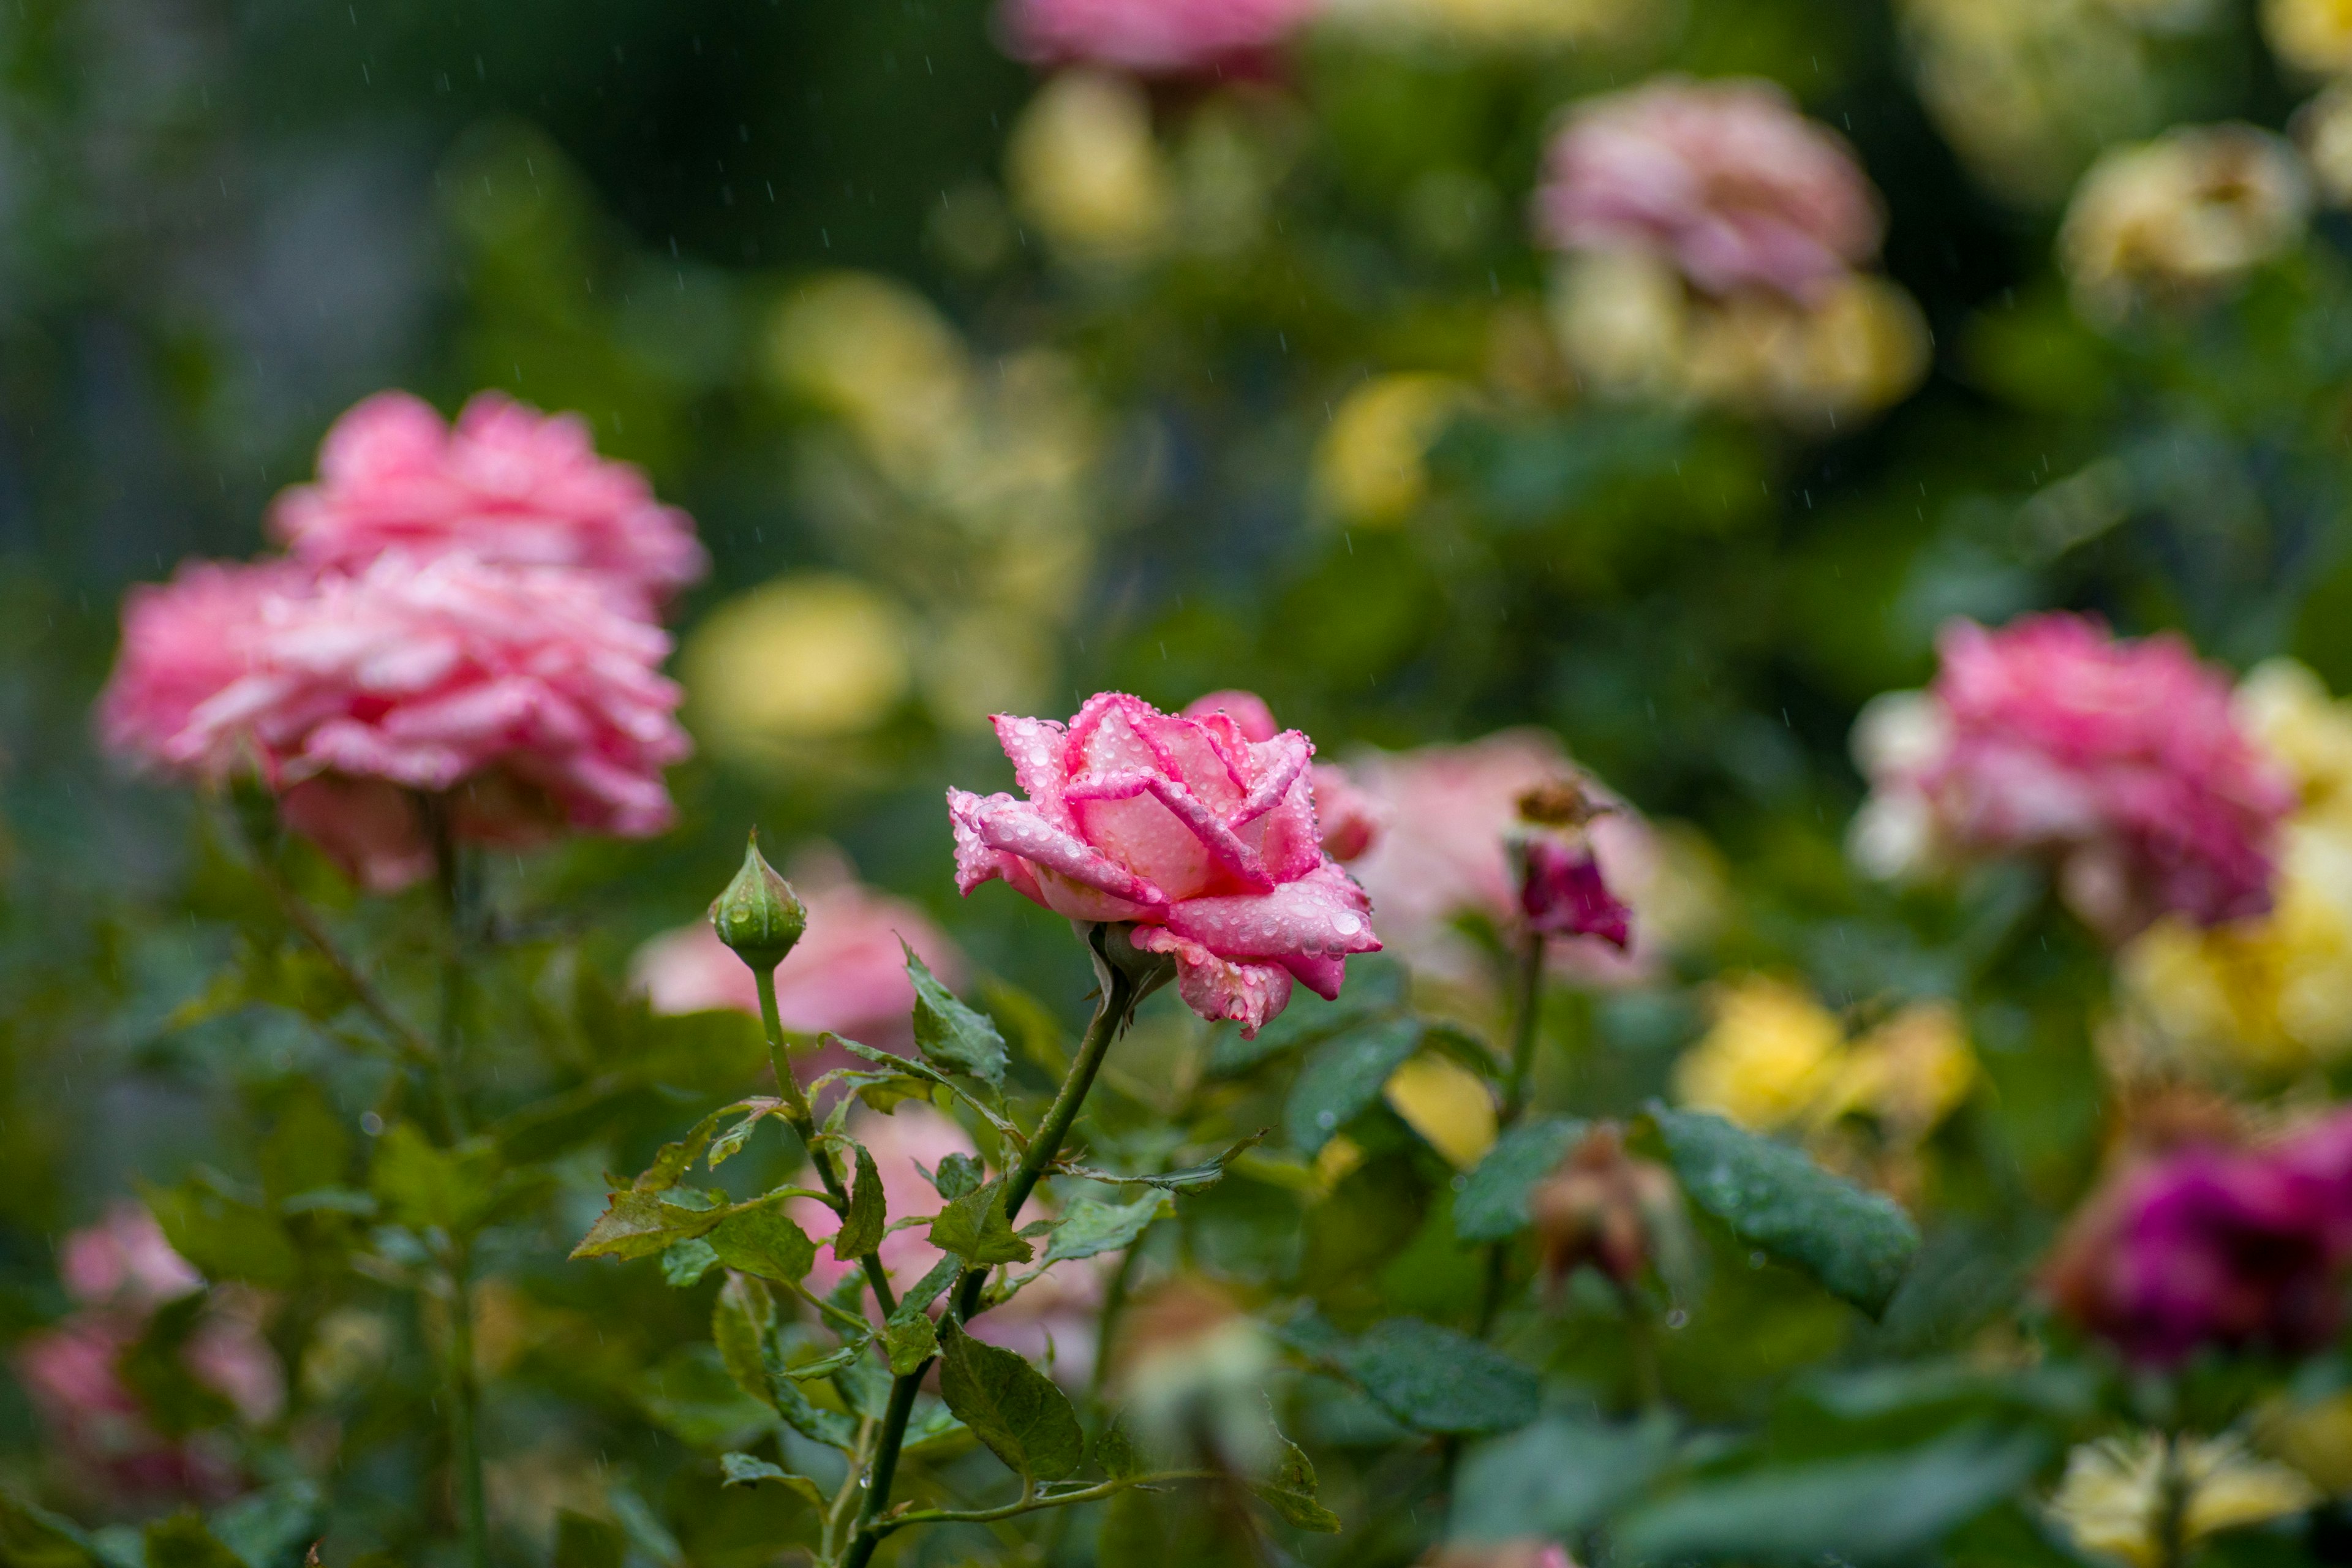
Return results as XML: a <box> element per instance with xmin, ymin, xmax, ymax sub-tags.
<box><xmin>1527</xmin><ymin>1123</ymin><xmax>1683</xmax><ymax>1291</ymax></box>
<box><xmin>1515</xmin><ymin>777</ymin><xmax>1613</xmax><ymax>829</ymax></box>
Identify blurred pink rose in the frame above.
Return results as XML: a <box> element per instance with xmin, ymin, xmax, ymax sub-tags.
<box><xmin>633</xmin><ymin>847</ymin><xmax>969</xmax><ymax>1058</ymax></box>
<box><xmin>788</xmin><ymin>1104</ymin><xmax>1106</xmax><ymax>1381</ymax></box>
<box><xmin>1346</xmin><ymin>731</ymin><xmax>1657</xmax><ymax>989</ymax></box>
<box><xmin>1182</xmin><ymin>690</ymin><xmax>1384</xmax><ymax>862</ymax></box>
<box><xmin>1856</xmin><ymin>614</ymin><xmax>2292</xmax><ymax>938</ymax></box>
<box><xmin>270</xmin><ymin>391</ymin><xmax>706</xmax><ymax>614</ymax></box>
<box><xmin>1518</xmin><ymin>838</ymin><xmax>1632</xmax><ymax>949</ymax></box>
<box><xmin>949</xmin><ymin>692</ymin><xmax>1380</xmax><ymax>1036</ymax></box>
<box><xmin>99</xmin><ymin>551</ymin><xmax>690</xmax><ymax>891</ymax></box>
<box><xmin>998</xmin><ymin>0</ymin><xmax>1319</xmax><ymax>75</ymax></box>
<box><xmin>59</xmin><ymin>1201</ymin><xmax>202</xmax><ymax>1310</ymax></box>
<box><xmin>1535</xmin><ymin>77</ymin><xmax>1883</xmax><ymax>304</ymax></box>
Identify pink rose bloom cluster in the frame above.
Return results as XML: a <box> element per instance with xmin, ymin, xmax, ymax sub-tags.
<box><xmin>1180</xmin><ymin>690</ymin><xmax>1384</xmax><ymax>864</ymax></box>
<box><xmin>1535</xmin><ymin>77</ymin><xmax>1884</xmax><ymax>304</ymax></box>
<box><xmin>98</xmin><ymin>391</ymin><xmax>699</xmax><ymax>891</ymax></box>
<box><xmin>2046</xmin><ymin>1110</ymin><xmax>2352</xmax><ymax>1365</ymax></box>
<box><xmin>948</xmin><ymin>692</ymin><xmax>1381</xmax><ymax>1036</ymax></box>
<box><xmin>633</xmin><ymin>845</ymin><xmax>968</xmax><ymax>1059</ymax></box>
<box><xmin>14</xmin><ymin>1203</ymin><xmax>283</xmax><ymax>1504</ymax></box>
<box><xmin>789</xmin><ymin>1105</ymin><xmax>1106</xmax><ymax>1382</ymax></box>
<box><xmin>1852</xmin><ymin>614</ymin><xmax>2293</xmax><ymax>940</ymax></box>
<box><xmin>269</xmin><ymin>391</ymin><xmax>706</xmax><ymax>614</ymax></box>
<box><xmin>998</xmin><ymin>0</ymin><xmax>1321</xmax><ymax>75</ymax></box>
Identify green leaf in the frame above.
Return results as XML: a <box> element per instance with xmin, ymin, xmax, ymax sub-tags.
<box><xmin>929</xmin><ymin>1180</ymin><xmax>1034</xmax><ymax>1266</ymax></box>
<box><xmin>1284</xmin><ymin>1018</ymin><xmax>1423</xmax><ymax>1156</ymax></box>
<box><xmin>717</xmin><ymin>1453</ymin><xmax>827</xmax><ymax>1507</ymax></box>
<box><xmin>573</xmin><ymin>1189</ymin><xmax>726</xmax><ymax>1262</ymax></box>
<box><xmin>1057</xmin><ymin>1133</ymin><xmax>1267</xmax><ymax>1193</ymax></box>
<box><xmin>1043</xmin><ymin>1194</ymin><xmax>1169</xmax><ymax>1265</ymax></box>
<box><xmin>660</xmin><ymin>1237</ymin><xmax>720</xmax><ymax>1287</ymax></box>
<box><xmin>705</xmin><ymin>1205</ymin><xmax>817</xmax><ymax>1285</ymax></box>
<box><xmin>0</xmin><ymin>1490</ymin><xmax>98</xmax><ymax>1568</ymax></box>
<box><xmin>767</xmin><ymin>1362</ymin><xmax>859</xmax><ymax>1450</ymax></box>
<box><xmin>901</xmin><ymin>1395</ymin><xmax>970</xmax><ymax>1456</ymax></box>
<box><xmin>905</xmin><ymin>943</ymin><xmax>1008</xmax><ymax>1086</ymax></box>
<box><xmin>929</xmin><ymin>1151</ymin><xmax>984</xmax><ymax>1200</ymax></box>
<box><xmin>1450</xmin><ymin>1413</ymin><xmax>1676</xmax><ymax>1544</ymax></box>
<box><xmin>1095</xmin><ymin>1419</ymin><xmax>1145</xmax><ymax>1482</ymax></box>
<box><xmin>257</xmin><ymin>1088</ymin><xmax>351</xmax><ymax>1204</ymax></box>
<box><xmin>142</xmin><ymin>1514</ymin><xmax>244</xmax><ymax>1568</ymax></box>
<box><xmin>1612</xmin><ymin>1427</ymin><xmax>2046</xmax><ymax>1564</ymax></box>
<box><xmin>1340</xmin><ymin>1317</ymin><xmax>1538</xmax><ymax>1436</ymax></box>
<box><xmin>937</xmin><ymin>1318</ymin><xmax>1083</xmax><ymax>1483</ymax></box>
<box><xmin>1652</xmin><ymin>1108</ymin><xmax>1921</xmax><ymax>1317</ymax></box>
<box><xmin>712</xmin><ymin>1275</ymin><xmax>777</xmax><ymax>1409</ymax></box>
<box><xmin>370</xmin><ymin>1125</ymin><xmax>505</xmax><ymax>1235</ymax></box>
<box><xmin>899</xmin><ymin>1253</ymin><xmax>964</xmax><ymax>1316</ymax></box>
<box><xmin>1454</xmin><ymin>1117</ymin><xmax>1588</xmax><ymax>1242</ymax></box>
<box><xmin>832</xmin><ymin>1145</ymin><xmax>887</xmax><ymax>1261</ymax></box>
<box><xmin>640</xmin><ymin>1344</ymin><xmax>775</xmax><ymax>1450</ymax></box>
<box><xmin>884</xmin><ymin>1298</ymin><xmax>940</xmax><ymax>1375</ymax></box>
<box><xmin>708</xmin><ymin>1108</ymin><xmax>774</xmax><ymax>1169</ymax></box>
<box><xmin>208</xmin><ymin>1481</ymin><xmax>322</xmax><ymax>1568</ymax></box>
<box><xmin>552</xmin><ymin>1511</ymin><xmax>625</xmax><ymax>1568</ymax></box>
<box><xmin>141</xmin><ymin>1181</ymin><xmax>299</xmax><ymax>1289</ymax></box>
<box><xmin>1250</xmin><ymin>1438</ymin><xmax>1342</xmax><ymax>1533</ymax></box>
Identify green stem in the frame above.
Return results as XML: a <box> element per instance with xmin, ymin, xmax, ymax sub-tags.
<box><xmin>426</xmin><ymin>802</ymin><xmax>488</xmax><ymax>1568</ymax></box>
<box><xmin>2155</xmin><ymin>1430</ymin><xmax>2190</xmax><ymax>1568</ymax></box>
<box><xmin>447</xmin><ymin>1239</ymin><xmax>490</xmax><ymax>1568</ymax></box>
<box><xmin>752</xmin><ymin>962</ymin><xmax>897</xmax><ymax>1317</ymax></box>
<box><xmin>842</xmin><ymin>958</ymin><xmax>1140</xmax><ymax>1568</ymax></box>
<box><xmin>875</xmin><ymin>1471</ymin><xmax>1216</xmax><ymax>1534</ymax></box>
<box><xmin>1475</xmin><ymin>933</ymin><xmax>1547</xmax><ymax>1340</ymax></box>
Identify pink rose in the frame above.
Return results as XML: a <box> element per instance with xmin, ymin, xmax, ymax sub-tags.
<box><xmin>59</xmin><ymin>1202</ymin><xmax>202</xmax><ymax>1311</ymax></box>
<box><xmin>98</xmin><ymin>551</ymin><xmax>691</xmax><ymax>891</ymax></box>
<box><xmin>948</xmin><ymin>692</ymin><xmax>1380</xmax><ymax>1036</ymax></box>
<box><xmin>633</xmin><ymin>848</ymin><xmax>970</xmax><ymax>1057</ymax></box>
<box><xmin>1856</xmin><ymin>614</ymin><xmax>2292</xmax><ymax>938</ymax></box>
<box><xmin>998</xmin><ymin>0</ymin><xmax>1321</xmax><ymax>75</ymax></box>
<box><xmin>1518</xmin><ymin>838</ymin><xmax>1632</xmax><ymax>949</ymax></box>
<box><xmin>270</xmin><ymin>391</ymin><xmax>706</xmax><ymax>614</ymax></box>
<box><xmin>1345</xmin><ymin>731</ymin><xmax>1657</xmax><ymax>990</ymax></box>
<box><xmin>1534</xmin><ymin>77</ymin><xmax>1883</xmax><ymax>304</ymax></box>
<box><xmin>788</xmin><ymin>1105</ymin><xmax>1106</xmax><ymax>1382</ymax></box>
<box><xmin>1181</xmin><ymin>690</ymin><xmax>1384</xmax><ymax>863</ymax></box>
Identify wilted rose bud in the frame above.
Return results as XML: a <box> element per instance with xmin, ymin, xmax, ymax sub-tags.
<box><xmin>709</xmin><ymin>834</ymin><xmax>808</xmax><ymax>971</ymax></box>
<box><xmin>1528</xmin><ymin>1123</ymin><xmax>1684</xmax><ymax>1291</ymax></box>
<box><xmin>1515</xmin><ymin>837</ymin><xmax>1633</xmax><ymax>949</ymax></box>
<box><xmin>1110</xmin><ymin>1276</ymin><xmax>1279</xmax><ymax>1475</ymax></box>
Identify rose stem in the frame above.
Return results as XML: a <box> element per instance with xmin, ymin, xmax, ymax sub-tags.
<box><xmin>426</xmin><ymin>799</ymin><xmax>489</xmax><ymax>1568</ymax></box>
<box><xmin>1475</xmin><ymin>930</ymin><xmax>1548</xmax><ymax>1338</ymax></box>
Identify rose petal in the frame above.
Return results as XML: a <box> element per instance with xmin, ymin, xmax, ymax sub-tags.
<box><xmin>1164</xmin><ymin>859</ymin><xmax>1381</xmax><ymax>959</ymax></box>
<box><xmin>959</xmin><ymin>789</ymin><xmax>1169</xmax><ymax>910</ymax></box>
<box><xmin>1130</xmin><ymin>928</ymin><xmax>1295</xmax><ymax>1038</ymax></box>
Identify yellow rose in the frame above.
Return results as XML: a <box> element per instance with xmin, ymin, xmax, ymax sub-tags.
<box><xmin>2267</xmin><ymin>0</ymin><xmax>2352</xmax><ymax>75</ymax></box>
<box><xmin>1006</xmin><ymin>70</ymin><xmax>1170</xmax><ymax>264</ymax></box>
<box><xmin>1313</xmin><ymin>374</ymin><xmax>1472</xmax><ymax>527</ymax></box>
<box><xmin>1675</xmin><ymin>977</ymin><xmax>1849</xmax><ymax>1133</ymax></box>
<box><xmin>2050</xmin><ymin>1433</ymin><xmax>2319</xmax><ymax>1567</ymax></box>
<box><xmin>683</xmin><ymin>574</ymin><xmax>913</xmax><ymax>759</ymax></box>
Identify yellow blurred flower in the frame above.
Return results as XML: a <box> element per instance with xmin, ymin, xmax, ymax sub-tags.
<box><xmin>1384</xmin><ymin>1051</ymin><xmax>1499</xmax><ymax>1168</ymax></box>
<box><xmin>1006</xmin><ymin>70</ymin><xmax>1171</xmax><ymax>264</ymax></box>
<box><xmin>683</xmin><ymin>573</ymin><xmax>913</xmax><ymax>758</ymax></box>
<box><xmin>2256</xmin><ymin>1390</ymin><xmax>2352</xmax><ymax>1495</ymax></box>
<box><xmin>2237</xmin><ymin>658</ymin><xmax>2352</xmax><ymax>823</ymax></box>
<box><xmin>2049</xmin><ymin>1432</ymin><xmax>2319</xmax><ymax>1567</ymax></box>
<box><xmin>1832</xmin><ymin>1002</ymin><xmax>1978</xmax><ymax>1141</ymax></box>
<box><xmin>769</xmin><ymin>273</ymin><xmax>971</xmax><ymax>479</ymax></box>
<box><xmin>2059</xmin><ymin>125</ymin><xmax>2311</xmax><ymax>322</ymax></box>
<box><xmin>2267</xmin><ymin>0</ymin><xmax>2352</xmax><ymax>76</ymax></box>
<box><xmin>1676</xmin><ymin>977</ymin><xmax>1849</xmax><ymax>1133</ymax></box>
<box><xmin>1313</xmin><ymin>374</ymin><xmax>1472</xmax><ymax>527</ymax></box>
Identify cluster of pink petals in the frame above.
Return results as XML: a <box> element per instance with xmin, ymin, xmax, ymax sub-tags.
<box><xmin>1534</xmin><ymin>77</ymin><xmax>1884</xmax><ymax>304</ymax></box>
<box><xmin>948</xmin><ymin>692</ymin><xmax>1381</xmax><ymax>1037</ymax></box>
<box><xmin>789</xmin><ymin>1105</ymin><xmax>1106</xmax><ymax>1382</ymax></box>
<box><xmin>1518</xmin><ymin>837</ymin><xmax>1632</xmax><ymax>949</ymax></box>
<box><xmin>1180</xmin><ymin>690</ymin><xmax>1384</xmax><ymax>864</ymax></box>
<box><xmin>1345</xmin><ymin>731</ymin><xmax>1656</xmax><ymax>990</ymax></box>
<box><xmin>101</xmin><ymin>551</ymin><xmax>691</xmax><ymax>890</ymax></box>
<box><xmin>1894</xmin><ymin>614</ymin><xmax>2292</xmax><ymax>936</ymax></box>
<box><xmin>270</xmin><ymin>391</ymin><xmax>706</xmax><ymax>613</ymax></box>
<box><xmin>633</xmin><ymin>848</ymin><xmax>968</xmax><ymax>1058</ymax></box>
<box><xmin>15</xmin><ymin>1204</ymin><xmax>283</xmax><ymax>1504</ymax></box>
<box><xmin>2047</xmin><ymin>1110</ymin><xmax>2352</xmax><ymax>1365</ymax></box>
<box><xmin>998</xmin><ymin>0</ymin><xmax>1321</xmax><ymax>76</ymax></box>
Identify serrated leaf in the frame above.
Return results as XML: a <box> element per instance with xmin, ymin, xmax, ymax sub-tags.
<box><xmin>718</xmin><ymin>1453</ymin><xmax>827</xmax><ymax>1506</ymax></box>
<box><xmin>884</xmin><ymin>1300</ymin><xmax>940</xmax><ymax>1375</ymax></box>
<box><xmin>929</xmin><ymin>1180</ymin><xmax>1033</xmax><ymax>1266</ymax></box>
<box><xmin>1043</xmin><ymin>1194</ymin><xmax>1169</xmax><ymax>1264</ymax></box>
<box><xmin>708</xmin><ymin>1110</ymin><xmax>772</xmax><ymax>1169</ymax></box>
<box><xmin>1611</xmin><ymin>1427</ymin><xmax>2045</xmax><ymax>1564</ymax></box>
<box><xmin>832</xmin><ymin>1144</ymin><xmax>886</xmax><ymax>1261</ymax></box>
<box><xmin>929</xmin><ymin>1151</ymin><xmax>984</xmax><ymax>1200</ymax></box>
<box><xmin>905</xmin><ymin>943</ymin><xmax>1008</xmax><ymax>1086</ymax></box>
<box><xmin>1652</xmin><ymin>1107</ymin><xmax>1920</xmax><ymax>1317</ymax></box>
<box><xmin>1095</xmin><ymin>1419</ymin><xmax>1145</xmax><ymax>1482</ymax></box>
<box><xmin>706</xmin><ymin>1205</ymin><xmax>817</xmax><ymax>1284</ymax></box>
<box><xmin>1251</xmin><ymin>1438</ymin><xmax>1341</xmax><ymax>1533</ymax></box>
<box><xmin>1057</xmin><ymin>1131</ymin><xmax>1266</xmax><ymax>1193</ymax></box>
<box><xmin>573</xmin><ymin>1189</ymin><xmax>724</xmax><ymax>1262</ymax></box>
<box><xmin>937</xmin><ymin>1319</ymin><xmax>1082</xmax><ymax>1483</ymax></box>
<box><xmin>899</xmin><ymin>1254</ymin><xmax>963</xmax><ymax>1316</ymax></box>
<box><xmin>1455</xmin><ymin>1117</ymin><xmax>1589</xmax><ymax>1242</ymax></box>
<box><xmin>764</xmin><ymin>1346</ymin><xmax>858</xmax><ymax>1450</ymax></box>
<box><xmin>1284</xmin><ymin>1018</ymin><xmax>1423</xmax><ymax>1156</ymax></box>
<box><xmin>1340</xmin><ymin>1317</ymin><xmax>1538</xmax><ymax>1436</ymax></box>
<box><xmin>712</xmin><ymin>1275</ymin><xmax>776</xmax><ymax>1408</ymax></box>
<box><xmin>660</xmin><ymin>1237</ymin><xmax>720</xmax><ymax>1288</ymax></box>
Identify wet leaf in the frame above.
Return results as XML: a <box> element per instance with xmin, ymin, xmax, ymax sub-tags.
<box><xmin>905</xmin><ymin>943</ymin><xmax>1007</xmax><ymax>1086</ymax></box>
<box><xmin>718</xmin><ymin>1453</ymin><xmax>826</xmax><ymax>1507</ymax></box>
<box><xmin>1042</xmin><ymin>1193</ymin><xmax>1169</xmax><ymax>1264</ymax></box>
<box><xmin>1284</xmin><ymin>1018</ymin><xmax>1422</xmax><ymax>1156</ymax></box>
<box><xmin>1454</xmin><ymin>1117</ymin><xmax>1588</xmax><ymax>1242</ymax></box>
<box><xmin>1251</xmin><ymin>1438</ymin><xmax>1341</xmax><ymax>1533</ymax></box>
<box><xmin>1340</xmin><ymin>1317</ymin><xmax>1538</xmax><ymax>1436</ymax></box>
<box><xmin>929</xmin><ymin>1180</ymin><xmax>1033</xmax><ymax>1267</ymax></box>
<box><xmin>937</xmin><ymin>1318</ymin><xmax>1082</xmax><ymax>1483</ymax></box>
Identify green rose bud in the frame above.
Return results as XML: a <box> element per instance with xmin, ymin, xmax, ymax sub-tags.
<box><xmin>709</xmin><ymin>833</ymin><xmax>807</xmax><ymax>971</ymax></box>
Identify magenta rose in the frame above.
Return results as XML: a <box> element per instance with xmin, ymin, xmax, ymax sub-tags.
<box><xmin>1856</xmin><ymin>613</ymin><xmax>2292</xmax><ymax>938</ymax></box>
<box><xmin>997</xmin><ymin>0</ymin><xmax>1321</xmax><ymax>75</ymax></box>
<box><xmin>98</xmin><ymin>551</ymin><xmax>691</xmax><ymax>890</ymax></box>
<box><xmin>1534</xmin><ymin>76</ymin><xmax>1883</xmax><ymax>304</ymax></box>
<box><xmin>948</xmin><ymin>692</ymin><xmax>1380</xmax><ymax>1036</ymax></box>
<box><xmin>1181</xmin><ymin>689</ymin><xmax>1384</xmax><ymax>864</ymax></box>
<box><xmin>269</xmin><ymin>391</ymin><xmax>706</xmax><ymax>614</ymax></box>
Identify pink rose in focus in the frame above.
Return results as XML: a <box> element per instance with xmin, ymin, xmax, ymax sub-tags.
<box><xmin>1347</xmin><ymin>731</ymin><xmax>1657</xmax><ymax>990</ymax></box>
<box><xmin>270</xmin><ymin>391</ymin><xmax>706</xmax><ymax>613</ymax></box>
<box><xmin>948</xmin><ymin>692</ymin><xmax>1381</xmax><ymax>1036</ymax></box>
<box><xmin>1854</xmin><ymin>614</ymin><xmax>2292</xmax><ymax>939</ymax></box>
<box><xmin>633</xmin><ymin>848</ymin><xmax>969</xmax><ymax>1058</ymax></box>
<box><xmin>1182</xmin><ymin>691</ymin><xmax>1384</xmax><ymax>863</ymax></box>
<box><xmin>1535</xmin><ymin>77</ymin><xmax>1883</xmax><ymax>304</ymax></box>
<box><xmin>788</xmin><ymin>1105</ymin><xmax>1106</xmax><ymax>1382</ymax></box>
<box><xmin>998</xmin><ymin>0</ymin><xmax>1320</xmax><ymax>75</ymax></box>
<box><xmin>98</xmin><ymin>551</ymin><xmax>691</xmax><ymax>891</ymax></box>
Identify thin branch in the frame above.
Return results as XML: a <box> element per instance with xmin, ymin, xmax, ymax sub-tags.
<box><xmin>871</xmin><ymin>1471</ymin><xmax>1218</xmax><ymax>1534</ymax></box>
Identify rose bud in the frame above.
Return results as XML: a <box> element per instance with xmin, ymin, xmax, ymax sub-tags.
<box><xmin>709</xmin><ymin>834</ymin><xmax>809</xmax><ymax>971</ymax></box>
<box><xmin>1515</xmin><ymin>836</ymin><xmax>1633</xmax><ymax>949</ymax></box>
<box><xmin>1526</xmin><ymin>1123</ymin><xmax>1684</xmax><ymax>1291</ymax></box>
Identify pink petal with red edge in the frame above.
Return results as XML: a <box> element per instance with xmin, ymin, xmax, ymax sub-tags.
<box><xmin>1250</xmin><ymin>767</ymin><xmax>1325</xmax><ymax>883</ymax></box>
<box><xmin>1067</xmin><ymin>692</ymin><xmax>1164</xmax><ymax>778</ymax></box>
<box><xmin>1065</xmin><ymin>771</ymin><xmax>1274</xmax><ymax>892</ymax></box>
<box><xmin>1131</xmin><ymin>928</ymin><xmax>1295</xmax><ymax>1038</ymax></box>
<box><xmin>991</xmin><ymin>714</ymin><xmax>1075</xmax><ymax>828</ymax></box>
<box><xmin>1233</xmin><ymin>731</ymin><xmax>1312</xmax><ymax>827</ymax></box>
<box><xmin>948</xmin><ymin>789</ymin><xmax>1025</xmax><ymax>899</ymax></box>
<box><xmin>962</xmin><ymin>790</ymin><xmax>1169</xmax><ymax>909</ymax></box>
<box><xmin>1279</xmin><ymin>951</ymin><xmax>1350</xmax><ymax>1001</ymax></box>
<box><xmin>1164</xmin><ymin>860</ymin><xmax>1381</xmax><ymax>959</ymax></box>
<box><xmin>1139</xmin><ymin>706</ymin><xmax>1248</xmax><ymax>813</ymax></box>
